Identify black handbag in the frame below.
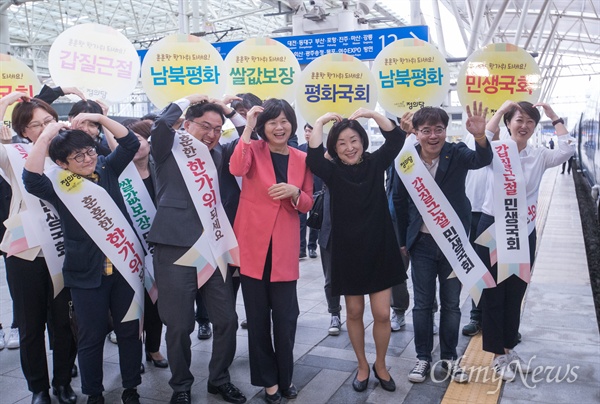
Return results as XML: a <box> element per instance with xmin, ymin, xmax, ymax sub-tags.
<box><xmin>306</xmin><ymin>190</ymin><xmax>325</xmax><ymax>230</ymax></box>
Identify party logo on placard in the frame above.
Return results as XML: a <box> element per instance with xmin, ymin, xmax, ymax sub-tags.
<box><xmin>296</xmin><ymin>53</ymin><xmax>377</xmax><ymax>125</ymax></box>
<box><xmin>224</xmin><ymin>37</ymin><xmax>300</xmax><ymax>103</ymax></box>
<box><xmin>0</xmin><ymin>54</ymin><xmax>41</xmax><ymax>127</ymax></box>
<box><xmin>141</xmin><ymin>34</ymin><xmax>226</xmax><ymax>109</ymax></box>
<box><xmin>372</xmin><ymin>38</ymin><xmax>450</xmax><ymax>117</ymax></box>
<box><xmin>48</xmin><ymin>23</ymin><xmax>140</xmax><ymax>103</ymax></box>
<box><xmin>457</xmin><ymin>43</ymin><xmax>541</xmax><ymax>115</ymax></box>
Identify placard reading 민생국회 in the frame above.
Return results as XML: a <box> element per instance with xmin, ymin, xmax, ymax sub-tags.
<box><xmin>141</xmin><ymin>34</ymin><xmax>226</xmax><ymax>109</ymax></box>
<box><xmin>0</xmin><ymin>54</ymin><xmax>41</xmax><ymax>128</ymax></box>
<box><xmin>224</xmin><ymin>37</ymin><xmax>300</xmax><ymax>104</ymax></box>
<box><xmin>372</xmin><ymin>38</ymin><xmax>450</xmax><ymax>117</ymax></box>
<box><xmin>295</xmin><ymin>53</ymin><xmax>377</xmax><ymax>125</ymax></box>
<box><xmin>48</xmin><ymin>23</ymin><xmax>140</xmax><ymax>103</ymax></box>
<box><xmin>457</xmin><ymin>43</ymin><xmax>541</xmax><ymax>115</ymax></box>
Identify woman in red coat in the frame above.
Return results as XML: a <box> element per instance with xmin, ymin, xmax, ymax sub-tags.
<box><xmin>229</xmin><ymin>99</ymin><xmax>313</xmax><ymax>404</ymax></box>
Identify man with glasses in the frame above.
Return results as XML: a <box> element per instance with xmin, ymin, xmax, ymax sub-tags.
<box><xmin>398</xmin><ymin>106</ymin><xmax>493</xmax><ymax>384</ymax></box>
<box><xmin>148</xmin><ymin>94</ymin><xmax>247</xmax><ymax>404</ymax></box>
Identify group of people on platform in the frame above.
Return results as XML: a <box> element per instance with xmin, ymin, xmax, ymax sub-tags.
<box><xmin>0</xmin><ymin>83</ymin><xmax>574</xmax><ymax>404</ymax></box>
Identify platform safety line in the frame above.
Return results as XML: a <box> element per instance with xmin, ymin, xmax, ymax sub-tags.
<box><xmin>440</xmin><ymin>334</ymin><xmax>502</xmax><ymax>404</ymax></box>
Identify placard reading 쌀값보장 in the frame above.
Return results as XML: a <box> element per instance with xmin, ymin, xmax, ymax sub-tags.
<box><xmin>48</xmin><ymin>23</ymin><xmax>140</xmax><ymax>103</ymax></box>
<box><xmin>295</xmin><ymin>53</ymin><xmax>377</xmax><ymax>125</ymax></box>
<box><xmin>141</xmin><ymin>34</ymin><xmax>226</xmax><ymax>109</ymax></box>
<box><xmin>457</xmin><ymin>43</ymin><xmax>541</xmax><ymax>115</ymax></box>
<box><xmin>224</xmin><ymin>37</ymin><xmax>300</xmax><ymax>103</ymax></box>
<box><xmin>372</xmin><ymin>38</ymin><xmax>450</xmax><ymax>116</ymax></box>
<box><xmin>0</xmin><ymin>53</ymin><xmax>41</xmax><ymax>128</ymax></box>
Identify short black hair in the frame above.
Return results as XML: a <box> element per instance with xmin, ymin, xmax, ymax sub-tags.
<box><xmin>503</xmin><ymin>101</ymin><xmax>541</xmax><ymax>128</ymax></box>
<box><xmin>185</xmin><ymin>102</ymin><xmax>225</xmax><ymax>123</ymax></box>
<box><xmin>231</xmin><ymin>93</ymin><xmax>263</xmax><ymax>111</ymax></box>
<box><xmin>304</xmin><ymin>123</ymin><xmax>313</xmax><ymax>130</ymax></box>
<box><xmin>49</xmin><ymin>129</ymin><xmax>97</xmax><ymax>164</ymax></box>
<box><xmin>255</xmin><ymin>98</ymin><xmax>297</xmax><ymax>141</ymax></box>
<box><xmin>412</xmin><ymin>107</ymin><xmax>449</xmax><ymax>130</ymax></box>
<box><xmin>68</xmin><ymin>100</ymin><xmax>103</xmax><ymax>131</ymax></box>
<box><xmin>326</xmin><ymin>119</ymin><xmax>369</xmax><ymax>160</ymax></box>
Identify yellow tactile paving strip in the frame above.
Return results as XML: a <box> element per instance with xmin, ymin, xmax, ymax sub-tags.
<box><xmin>441</xmin><ymin>169</ymin><xmax>557</xmax><ymax>404</ymax></box>
<box><xmin>441</xmin><ymin>334</ymin><xmax>502</xmax><ymax>404</ymax></box>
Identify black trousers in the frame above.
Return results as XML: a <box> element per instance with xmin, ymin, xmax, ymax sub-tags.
<box><xmin>144</xmin><ymin>290</ymin><xmax>163</xmax><ymax>354</ymax></box>
<box><xmin>71</xmin><ymin>270</ymin><xmax>142</xmax><ymax>396</ymax></box>
<box><xmin>154</xmin><ymin>244</ymin><xmax>238</xmax><ymax>392</ymax></box>
<box><xmin>476</xmin><ymin>213</ymin><xmax>536</xmax><ymax>355</ymax></box>
<box><xmin>5</xmin><ymin>255</ymin><xmax>76</xmax><ymax>393</ymax></box>
<box><xmin>241</xmin><ymin>244</ymin><xmax>299</xmax><ymax>390</ymax></box>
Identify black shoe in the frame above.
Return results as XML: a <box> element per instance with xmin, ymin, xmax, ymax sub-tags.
<box><xmin>140</xmin><ymin>362</ymin><xmax>145</xmax><ymax>374</ymax></box>
<box><xmin>170</xmin><ymin>391</ymin><xmax>191</xmax><ymax>404</ymax></box>
<box><xmin>281</xmin><ymin>384</ymin><xmax>298</xmax><ymax>399</ymax></box>
<box><xmin>299</xmin><ymin>251</ymin><xmax>307</xmax><ymax>259</ymax></box>
<box><xmin>52</xmin><ymin>384</ymin><xmax>77</xmax><ymax>404</ymax></box>
<box><xmin>146</xmin><ymin>351</ymin><xmax>169</xmax><ymax>368</ymax></box>
<box><xmin>121</xmin><ymin>388</ymin><xmax>140</xmax><ymax>404</ymax></box>
<box><xmin>352</xmin><ymin>368</ymin><xmax>369</xmax><ymax>392</ymax></box>
<box><xmin>207</xmin><ymin>382</ymin><xmax>247</xmax><ymax>404</ymax></box>
<box><xmin>87</xmin><ymin>395</ymin><xmax>104</xmax><ymax>404</ymax></box>
<box><xmin>308</xmin><ymin>249</ymin><xmax>317</xmax><ymax>258</ymax></box>
<box><xmin>264</xmin><ymin>390</ymin><xmax>281</xmax><ymax>404</ymax></box>
<box><xmin>372</xmin><ymin>364</ymin><xmax>396</xmax><ymax>392</ymax></box>
<box><xmin>197</xmin><ymin>323</ymin><xmax>212</xmax><ymax>340</ymax></box>
<box><xmin>71</xmin><ymin>364</ymin><xmax>78</xmax><ymax>378</ymax></box>
<box><xmin>31</xmin><ymin>391</ymin><xmax>51</xmax><ymax>404</ymax></box>
<box><xmin>240</xmin><ymin>319</ymin><xmax>248</xmax><ymax>329</ymax></box>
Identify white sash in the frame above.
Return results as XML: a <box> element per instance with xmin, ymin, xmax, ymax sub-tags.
<box><xmin>46</xmin><ymin>165</ymin><xmax>144</xmax><ymax>328</ymax></box>
<box><xmin>477</xmin><ymin>140</ymin><xmax>530</xmax><ymax>284</ymax></box>
<box><xmin>395</xmin><ymin>136</ymin><xmax>495</xmax><ymax>304</ymax></box>
<box><xmin>171</xmin><ymin>130</ymin><xmax>240</xmax><ymax>288</ymax></box>
<box><xmin>118</xmin><ymin>163</ymin><xmax>158</xmax><ymax>302</ymax></box>
<box><xmin>4</xmin><ymin>144</ymin><xmax>65</xmax><ymax>297</ymax></box>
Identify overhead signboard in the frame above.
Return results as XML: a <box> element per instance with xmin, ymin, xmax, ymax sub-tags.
<box><xmin>214</xmin><ymin>25</ymin><xmax>429</xmax><ymax>64</ymax></box>
<box><xmin>138</xmin><ymin>26</ymin><xmax>429</xmax><ymax>66</ymax></box>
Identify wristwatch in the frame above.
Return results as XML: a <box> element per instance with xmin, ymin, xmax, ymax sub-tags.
<box><xmin>552</xmin><ymin>118</ymin><xmax>564</xmax><ymax>126</ymax></box>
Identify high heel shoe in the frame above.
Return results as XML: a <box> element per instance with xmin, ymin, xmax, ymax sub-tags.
<box><xmin>145</xmin><ymin>351</ymin><xmax>169</xmax><ymax>368</ymax></box>
<box><xmin>352</xmin><ymin>368</ymin><xmax>370</xmax><ymax>392</ymax></box>
<box><xmin>372</xmin><ymin>364</ymin><xmax>396</xmax><ymax>392</ymax></box>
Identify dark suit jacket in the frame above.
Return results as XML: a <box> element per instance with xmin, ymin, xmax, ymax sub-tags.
<box><xmin>23</xmin><ymin>131</ymin><xmax>140</xmax><ymax>289</ymax></box>
<box><xmin>402</xmin><ymin>140</ymin><xmax>493</xmax><ymax>251</ymax></box>
<box><xmin>147</xmin><ymin>102</ymin><xmax>240</xmax><ymax>247</ymax></box>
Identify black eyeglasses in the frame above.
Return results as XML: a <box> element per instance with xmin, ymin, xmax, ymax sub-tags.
<box><xmin>68</xmin><ymin>147</ymin><xmax>97</xmax><ymax>163</ymax></box>
<box><xmin>188</xmin><ymin>120</ymin><xmax>223</xmax><ymax>135</ymax></box>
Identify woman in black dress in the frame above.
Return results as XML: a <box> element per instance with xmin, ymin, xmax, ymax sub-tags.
<box><xmin>306</xmin><ymin>108</ymin><xmax>407</xmax><ymax>393</ymax></box>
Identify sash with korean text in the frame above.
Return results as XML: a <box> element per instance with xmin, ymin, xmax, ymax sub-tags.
<box><xmin>477</xmin><ymin>140</ymin><xmax>530</xmax><ymax>284</ymax></box>
<box><xmin>395</xmin><ymin>136</ymin><xmax>495</xmax><ymax>304</ymax></box>
<box><xmin>46</xmin><ymin>165</ymin><xmax>144</xmax><ymax>330</ymax></box>
<box><xmin>118</xmin><ymin>163</ymin><xmax>158</xmax><ymax>302</ymax></box>
<box><xmin>171</xmin><ymin>130</ymin><xmax>240</xmax><ymax>288</ymax></box>
<box><xmin>4</xmin><ymin>144</ymin><xmax>65</xmax><ymax>297</ymax></box>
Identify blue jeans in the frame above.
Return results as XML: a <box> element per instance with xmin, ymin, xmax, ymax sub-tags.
<box><xmin>411</xmin><ymin>233</ymin><xmax>462</xmax><ymax>362</ymax></box>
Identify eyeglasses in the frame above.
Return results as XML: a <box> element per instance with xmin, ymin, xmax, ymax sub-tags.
<box><xmin>188</xmin><ymin>120</ymin><xmax>222</xmax><ymax>135</ymax></box>
<box><xmin>418</xmin><ymin>127</ymin><xmax>446</xmax><ymax>136</ymax></box>
<box><xmin>26</xmin><ymin>116</ymin><xmax>56</xmax><ymax>130</ymax></box>
<box><xmin>68</xmin><ymin>147</ymin><xmax>97</xmax><ymax>163</ymax></box>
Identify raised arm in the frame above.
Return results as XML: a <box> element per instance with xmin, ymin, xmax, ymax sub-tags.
<box><xmin>309</xmin><ymin>112</ymin><xmax>343</xmax><ymax>149</ymax></box>
<box><xmin>348</xmin><ymin>107</ymin><xmax>394</xmax><ymax>132</ymax></box>
<box><xmin>23</xmin><ymin>122</ymin><xmax>69</xmax><ymax>174</ymax></box>
<box><xmin>465</xmin><ymin>101</ymin><xmax>489</xmax><ymax>148</ymax></box>
<box><xmin>0</xmin><ymin>92</ymin><xmax>30</xmax><ymax>141</ymax></box>
<box><xmin>534</xmin><ymin>102</ymin><xmax>568</xmax><ymax>136</ymax></box>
